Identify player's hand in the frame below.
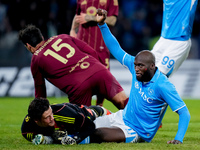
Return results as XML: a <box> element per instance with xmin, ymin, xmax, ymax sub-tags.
<box><xmin>32</xmin><ymin>134</ymin><xmax>53</xmax><ymax>145</ymax></box>
<box><xmin>167</xmin><ymin>140</ymin><xmax>182</xmax><ymax>144</ymax></box>
<box><xmin>76</xmin><ymin>13</ymin><xmax>87</xmax><ymax>24</ymax></box>
<box><xmin>32</xmin><ymin>134</ymin><xmax>44</xmax><ymax>145</ymax></box>
<box><xmin>96</xmin><ymin>8</ymin><xmax>107</xmax><ymax>25</ymax></box>
<box><xmin>52</xmin><ymin>130</ymin><xmax>66</xmax><ymax>141</ymax></box>
<box><xmin>60</xmin><ymin>135</ymin><xmax>76</xmax><ymax>145</ymax></box>
<box><xmin>58</xmin><ymin>132</ymin><xmax>76</xmax><ymax>145</ymax></box>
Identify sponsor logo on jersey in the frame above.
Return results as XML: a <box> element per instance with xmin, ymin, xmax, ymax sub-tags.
<box><xmin>27</xmin><ymin>133</ymin><xmax>33</xmax><ymax>140</ymax></box>
<box><xmin>69</xmin><ymin>56</ymin><xmax>90</xmax><ymax>73</ymax></box>
<box><xmin>135</xmin><ymin>81</ymin><xmax>154</xmax><ymax>104</ymax></box>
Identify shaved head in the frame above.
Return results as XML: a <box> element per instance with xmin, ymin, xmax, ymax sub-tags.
<box><xmin>135</xmin><ymin>50</ymin><xmax>155</xmax><ymax>65</ymax></box>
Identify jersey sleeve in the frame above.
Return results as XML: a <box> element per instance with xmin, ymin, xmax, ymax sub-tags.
<box><xmin>98</xmin><ymin>23</ymin><xmax>136</xmax><ymax>71</ymax></box>
<box><xmin>31</xmin><ymin>60</ymin><xmax>47</xmax><ymax>98</ymax></box>
<box><xmin>158</xmin><ymin>79</ymin><xmax>186</xmax><ymax>112</ymax></box>
<box><xmin>98</xmin><ymin>23</ymin><xmax>126</xmax><ymax>64</ymax></box>
<box><xmin>21</xmin><ymin>115</ymin><xmax>36</xmax><ymax>142</ymax></box>
<box><xmin>174</xmin><ymin>107</ymin><xmax>190</xmax><ymax>143</ymax></box>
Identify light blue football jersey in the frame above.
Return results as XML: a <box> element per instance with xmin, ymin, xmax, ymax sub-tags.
<box><xmin>98</xmin><ymin>23</ymin><xmax>187</xmax><ymax>143</ymax></box>
<box><xmin>161</xmin><ymin>0</ymin><xmax>198</xmax><ymax>40</ymax></box>
<box><xmin>121</xmin><ymin>53</ymin><xmax>186</xmax><ymax>142</ymax></box>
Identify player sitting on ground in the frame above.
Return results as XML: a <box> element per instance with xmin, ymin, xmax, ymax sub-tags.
<box><xmin>77</xmin><ymin>9</ymin><xmax>190</xmax><ymax>145</ymax></box>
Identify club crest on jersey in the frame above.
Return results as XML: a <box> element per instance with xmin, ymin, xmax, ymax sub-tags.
<box><xmin>135</xmin><ymin>81</ymin><xmax>139</xmax><ymax>89</ymax></box>
<box><xmin>25</xmin><ymin>116</ymin><xmax>30</xmax><ymax>122</ymax></box>
<box><xmin>148</xmin><ymin>88</ymin><xmax>154</xmax><ymax>95</ymax></box>
<box><xmin>87</xmin><ymin>6</ymin><xmax>97</xmax><ymax>16</ymax></box>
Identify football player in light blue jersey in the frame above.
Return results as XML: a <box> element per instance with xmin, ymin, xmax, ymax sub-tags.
<box><xmin>81</xmin><ymin>9</ymin><xmax>190</xmax><ymax>145</ymax></box>
<box><xmin>151</xmin><ymin>0</ymin><xmax>198</xmax><ymax>77</ymax></box>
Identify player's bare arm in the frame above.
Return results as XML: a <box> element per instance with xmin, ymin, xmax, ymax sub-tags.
<box><xmin>96</xmin><ymin>8</ymin><xmax>107</xmax><ymax>25</ymax></box>
<box><xmin>75</xmin><ymin>13</ymin><xmax>89</xmax><ymax>24</ymax></box>
<box><xmin>75</xmin><ymin>13</ymin><xmax>98</xmax><ymax>24</ymax></box>
<box><xmin>105</xmin><ymin>16</ymin><xmax>117</xmax><ymax>26</ymax></box>
<box><xmin>70</xmin><ymin>15</ymin><xmax>79</xmax><ymax>37</ymax></box>
<box><xmin>76</xmin><ymin>9</ymin><xmax>114</xmax><ymax>26</ymax></box>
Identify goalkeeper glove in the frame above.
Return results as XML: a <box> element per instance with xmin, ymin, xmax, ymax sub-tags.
<box><xmin>32</xmin><ymin>134</ymin><xmax>53</xmax><ymax>145</ymax></box>
<box><xmin>52</xmin><ymin>130</ymin><xmax>66</xmax><ymax>141</ymax></box>
<box><xmin>58</xmin><ymin>132</ymin><xmax>76</xmax><ymax>145</ymax></box>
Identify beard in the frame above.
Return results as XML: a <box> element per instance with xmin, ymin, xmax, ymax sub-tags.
<box><xmin>136</xmin><ymin>69</ymin><xmax>152</xmax><ymax>82</ymax></box>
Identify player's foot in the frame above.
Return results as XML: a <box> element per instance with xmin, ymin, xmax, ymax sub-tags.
<box><xmin>158</xmin><ymin>123</ymin><xmax>162</xmax><ymax>129</ymax></box>
<box><xmin>101</xmin><ymin>107</ymin><xmax>112</xmax><ymax>116</ymax></box>
<box><xmin>89</xmin><ymin>105</ymin><xmax>112</xmax><ymax>117</ymax></box>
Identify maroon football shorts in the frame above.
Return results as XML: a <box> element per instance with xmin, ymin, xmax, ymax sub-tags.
<box><xmin>68</xmin><ymin>69</ymin><xmax>124</xmax><ymax>106</ymax></box>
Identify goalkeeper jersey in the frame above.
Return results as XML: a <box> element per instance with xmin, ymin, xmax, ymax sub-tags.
<box><xmin>21</xmin><ymin>103</ymin><xmax>97</xmax><ymax>143</ymax></box>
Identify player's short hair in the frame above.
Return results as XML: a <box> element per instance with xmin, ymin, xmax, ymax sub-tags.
<box><xmin>18</xmin><ymin>24</ymin><xmax>43</xmax><ymax>47</ymax></box>
<box><xmin>28</xmin><ymin>97</ymin><xmax>50</xmax><ymax>121</ymax></box>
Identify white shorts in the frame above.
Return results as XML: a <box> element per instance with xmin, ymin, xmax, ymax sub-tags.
<box><xmin>94</xmin><ymin>110</ymin><xmax>143</xmax><ymax>143</ymax></box>
<box><xmin>151</xmin><ymin>37</ymin><xmax>191</xmax><ymax>77</ymax></box>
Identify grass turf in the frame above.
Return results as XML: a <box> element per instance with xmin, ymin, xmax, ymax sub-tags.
<box><xmin>0</xmin><ymin>97</ymin><xmax>200</xmax><ymax>150</ymax></box>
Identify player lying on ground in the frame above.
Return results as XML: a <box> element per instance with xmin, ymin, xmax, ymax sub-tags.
<box><xmin>21</xmin><ymin>97</ymin><xmax>111</xmax><ymax>145</ymax></box>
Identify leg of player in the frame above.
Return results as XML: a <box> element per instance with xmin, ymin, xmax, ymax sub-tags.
<box><xmin>90</xmin><ymin>127</ymin><xmax>126</xmax><ymax>143</ymax></box>
<box><xmin>111</xmin><ymin>91</ymin><xmax>129</xmax><ymax>109</ymax></box>
<box><xmin>96</xmin><ymin>94</ymin><xmax>105</xmax><ymax>106</ymax></box>
<box><xmin>89</xmin><ymin>105</ymin><xmax>112</xmax><ymax>117</ymax></box>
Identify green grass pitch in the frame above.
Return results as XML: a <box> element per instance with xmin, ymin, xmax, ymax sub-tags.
<box><xmin>0</xmin><ymin>97</ymin><xmax>200</xmax><ymax>150</ymax></box>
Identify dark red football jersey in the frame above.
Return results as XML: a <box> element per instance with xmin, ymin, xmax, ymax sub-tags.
<box><xmin>31</xmin><ymin>34</ymin><xmax>107</xmax><ymax>98</ymax></box>
<box><xmin>76</xmin><ymin>0</ymin><xmax>119</xmax><ymax>68</ymax></box>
